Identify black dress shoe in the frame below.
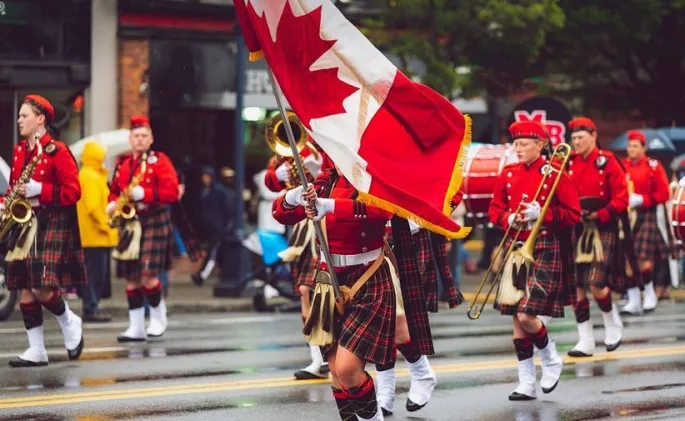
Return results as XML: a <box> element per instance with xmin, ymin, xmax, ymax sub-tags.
<box><xmin>9</xmin><ymin>358</ymin><xmax>48</xmax><ymax>368</ymax></box>
<box><xmin>508</xmin><ymin>391</ymin><xmax>536</xmax><ymax>401</ymax></box>
<box><xmin>117</xmin><ymin>334</ymin><xmax>147</xmax><ymax>343</ymax></box>
<box><xmin>191</xmin><ymin>273</ymin><xmax>204</xmax><ymax>287</ymax></box>
<box><xmin>381</xmin><ymin>408</ymin><xmax>393</xmax><ymax>416</ymax></box>
<box><xmin>83</xmin><ymin>312</ymin><xmax>112</xmax><ymax>323</ymax></box>
<box><xmin>406</xmin><ymin>398</ymin><xmax>428</xmax><ymax>412</ymax></box>
<box><xmin>68</xmin><ymin>337</ymin><xmax>85</xmax><ymax>360</ymax></box>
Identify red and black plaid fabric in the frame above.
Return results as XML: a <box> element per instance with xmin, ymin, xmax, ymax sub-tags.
<box><xmin>494</xmin><ymin>233</ymin><xmax>566</xmax><ymax>317</ymax></box>
<box><xmin>291</xmin><ymin>247</ymin><xmax>319</xmax><ymax>292</ymax></box>
<box><xmin>574</xmin><ymin>224</ymin><xmax>623</xmax><ymax>292</ymax></box>
<box><xmin>412</xmin><ymin>230</ymin><xmax>436</xmax><ymax>307</ymax></box>
<box><xmin>7</xmin><ymin>207</ymin><xmax>87</xmax><ymax>289</ymax></box>
<box><xmin>429</xmin><ymin>232</ymin><xmax>463</xmax><ymax>309</ymax></box>
<box><xmin>116</xmin><ymin>206</ymin><xmax>172</xmax><ymax>280</ymax></box>
<box><xmin>388</xmin><ymin>217</ymin><xmax>434</xmax><ymax>356</ymax></box>
<box><xmin>321</xmin><ymin>261</ymin><xmax>396</xmax><ymax>365</ymax></box>
<box><xmin>633</xmin><ymin>208</ymin><xmax>667</xmax><ymax>263</ymax></box>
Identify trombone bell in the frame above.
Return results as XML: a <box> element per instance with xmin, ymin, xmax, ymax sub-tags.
<box><xmin>265</xmin><ymin>111</ymin><xmax>309</xmax><ymax>157</ymax></box>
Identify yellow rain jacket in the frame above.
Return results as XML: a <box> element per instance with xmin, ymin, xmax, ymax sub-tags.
<box><xmin>77</xmin><ymin>141</ymin><xmax>118</xmax><ymax>248</ymax></box>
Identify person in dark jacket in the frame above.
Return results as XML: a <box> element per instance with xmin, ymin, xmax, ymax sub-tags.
<box><xmin>192</xmin><ymin>166</ymin><xmax>236</xmax><ymax>286</ymax></box>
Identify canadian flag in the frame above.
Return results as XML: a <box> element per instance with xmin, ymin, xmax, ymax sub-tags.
<box><xmin>235</xmin><ymin>0</ymin><xmax>472</xmax><ymax>238</ymax></box>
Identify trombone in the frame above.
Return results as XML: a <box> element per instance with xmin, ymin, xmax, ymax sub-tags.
<box><xmin>265</xmin><ymin>111</ymin><xmax>320</xmax><ymax>161</ymax></box>
<box><xmin>467</xmin><ymin>143</ymin><xmax>573</xmax><ymax>320</ymax></box>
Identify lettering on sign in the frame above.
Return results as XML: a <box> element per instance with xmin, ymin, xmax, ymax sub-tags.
<box><xmin>514</xmin><ymin>110</ymin><xmax>566</xmax><ymax>146</ymax></box>
<box><xmin>245</xmin><ymin>69</ymin><xmax>273</xmax><ymax>94</ymax></box>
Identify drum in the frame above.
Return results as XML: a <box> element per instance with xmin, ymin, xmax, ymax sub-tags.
<box><xmin>462</xmin><ymin>144</ymin><xmax>518</xmax><ymax>226</ymax></box>
<box><xmin>670</xmin><ymin>182</ymin><xmax>685</xmax><ymax>247</ymax></box>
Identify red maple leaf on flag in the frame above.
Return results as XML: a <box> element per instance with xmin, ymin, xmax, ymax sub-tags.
<box><xmin>246</xmin><ymin>1</ymin><xmax>359</xmax><ymax>129</ymax></box>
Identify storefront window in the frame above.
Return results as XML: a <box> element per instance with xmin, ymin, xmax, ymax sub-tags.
<box><xmin>0</xmin><ymin>0</ymin><xmax>91</xmax><ymax>62</ymax></box>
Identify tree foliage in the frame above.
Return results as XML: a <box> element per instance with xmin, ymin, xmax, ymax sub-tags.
<box><xmin>364</xmin><ymin>0</ymin><xmax>564</xmax><ymax>96</ymax></box>
<box><xmin>365</xmin><ymin>0</ymin><xmax>685</xmax><ymax>125</ymax></box>
<box><xmin>543</xmin><ymin>0</ymin><xmax>685</xmax><ymax>125</ymax></box>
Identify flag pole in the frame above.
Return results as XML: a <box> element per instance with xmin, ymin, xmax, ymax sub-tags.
<box><xmin>265</xmin><ymin>67</ymin><xmax>342</xmax><ymax>300</ymax></box>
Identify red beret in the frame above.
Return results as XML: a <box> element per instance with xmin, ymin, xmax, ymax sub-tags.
<box><xmin>627</xmin><ymin>130</ymin><xmax>646</xmax><ymax>145</ymax></box>
<box><xmin>24</xmin><ymin>95</ymin><xmax>55</xmax><ymax>120</ymax></box>
<box><xmin>509</xmin><ymin>121</ymin><xmax>548</xmax><ymax>142</ymax></box>
<box><xmin>130</xmin><ymin>115</ymin><xmax>150</xmax><ymax>129</ymax></box>
<box><xmin>568</xmin><ymin>117</ymin><xmax>597</xmax><ymax>133</ymax></box>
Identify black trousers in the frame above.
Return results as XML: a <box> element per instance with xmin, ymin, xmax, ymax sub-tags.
<box><xmin>81</xmin><ymin>247</ymin><xmax>111</xmax><ymax>315</ymax></box>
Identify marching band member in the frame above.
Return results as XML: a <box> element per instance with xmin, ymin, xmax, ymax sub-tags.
<box><xmin>488</xmin><ymin>121</ymin><xmax>580</xmax><ymax>400</ymax></box>
<box><xmin>375</xmin><ymin>218</ymin><xmax>462</xmax><ymax>415</ymax></box>
<box><xmin>264</xmin><ymin>143</ymin><xmax>331</xmax><ymax>380</ymax></box>
<box><xmin>108</xmin><ymin>116</ymin><xmax>179</xmax><ymax>342</ymax></box>
<box><xmin>567</xmin><ymin>117</ymin><xmax>629</xmax><ymax>357</ymax></box>
<box><xmin>6</xmin><ymin>95</ymin><xmax>86</xmax><ymax>367</ymax></box>
<box><xmin>621</xmin><ymin>130</ymin><xmax>670</xmax><ymax>315</ymax></box>
<box><xmin>273</xmin><ymin>165</ymin><xmax>394</xmax><ymax>421</ymax></box>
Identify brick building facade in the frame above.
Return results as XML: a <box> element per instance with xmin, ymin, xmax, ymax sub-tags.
<box><xmin>118</xmin><ymin>39</ymin><xmax>150</xmax><ymax>126</ymax></box>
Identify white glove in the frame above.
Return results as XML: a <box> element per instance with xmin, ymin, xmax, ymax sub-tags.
<box><xmin>679</xmin><ymin>177</ymin><xmax>685</xmax><ymax>188</ymax></box>
<box><xmin>284</xmin><ymin>185</ymin><xmax>306</xmax><ymax>207</ymax></box>
<box><xmin>507</xmin><ymin>213</ymin><xmax>517</xmax><ymax>228</ymax></box>
<box><xmin>275</xmin><ymin>163</ymin><xmax>290</xmax><ymax>183</ymax></box>
<box><xmin>130</xmin><ymin>185</ymin><xmax>145</xmax><ymax>202</ymax></box>
<box><xmin>521</xmin><ymin>201</ymin><xmax>541</xmax><ymax>222</ymax></box>
<box><xmin>106</xmin><ymin>201</ymin><xmax>116</xmax><ymax>216</ymax></box>
<box><xmin>408</xmin><ymin>220</ymin><xmax>421</xmax><ymax>234</ymax></box>
<box><xmin>629</xmin><ymin>193</ymin><xmax>644</xmax><ymax>209</ymax></box>
<box><xmin>303</xmin><ymin>154</ymin><xmax>323</xmax><ymax>177</ymax></box>
<box><xmin>0</xmin><ymin>202</ymin><xmax>5</xmax><ymax>212</ymax></box>
<box><xmin>25</xmin><ymin>179</ymin><xmax>42</xmax><ymax>198</ymax></box>
<box><xmin>311</xmin><ymin>198</ymin><xmax>335</xmax><ymax>221</ymax></box>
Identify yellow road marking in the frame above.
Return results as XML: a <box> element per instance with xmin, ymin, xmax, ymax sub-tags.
<box><xmin>1</xmin><ymin>345</ymin><xmax>684</xmax><ymax>409</ymax></box>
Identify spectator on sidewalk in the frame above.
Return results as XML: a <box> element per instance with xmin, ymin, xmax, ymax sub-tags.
<box><xmin>192</xmin><ymin>166</ymin><xmax>237</xmax><ymax>287</ymax></box>
<box><xmin>76</xmin><ymin>141</ymin><xmax>118</xmax><ymax>323</ymax></box>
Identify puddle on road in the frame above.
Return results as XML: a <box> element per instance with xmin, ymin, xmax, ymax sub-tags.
<box><xmin>602</xmin><ymin>382</ymin><xmax>685</xmax><ymax>395</ymax></box>
<box><xmin>0</xmin><ymin>401</ymin><xmax>239</xmax><ymax>421</ymax></box>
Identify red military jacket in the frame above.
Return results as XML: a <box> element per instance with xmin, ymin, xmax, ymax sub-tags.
<box><xmin>109</xmin><ymin>150</ymin><xmax>179</xmax><ymax>211</ymax></box>
<box><xmin>3</xmin><ymin>132</ymin><xmax>81</xmax><ymax>207</ymax></box>
<box><xmin>622</xmin><ymin>156</ymin><xmax>670</xmax><ymax>209</ymax></box>
<box><xmin>488</xmin><ymin>156</ymin><xmax>580</xmax><ymax>239</ymax></box>
<box><xmin>567</xmin><ymin>148</ymin><xmax>628</xmax><ymax>224</ymax></box>
<box><xmin>272</xmin><ymin>168</ymin><xmax>392</xmax><ymax>257</ymax></box>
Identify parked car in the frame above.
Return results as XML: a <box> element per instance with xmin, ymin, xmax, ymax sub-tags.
<box><xmin>0</xmin><ymin>156</ymin><xmax>17</xmax><ymax>321</ymax></box>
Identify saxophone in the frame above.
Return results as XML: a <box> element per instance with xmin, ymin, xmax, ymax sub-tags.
<box><xmin>0</xmin><ymin>132</ymin><xmax>42</xmax><ymax>243</ymax></box>
<box><xmin>109</xmin><ymin>152</ymin><xmax>147</xmax><ymax>228</ymax></box>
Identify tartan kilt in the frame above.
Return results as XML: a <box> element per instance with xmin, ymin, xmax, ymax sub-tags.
<box><xmin>116</xmin><ymin>206</ymin><xmax>172</xmax><ymax>280</ymax></box>
<box><xmin>413</xmin><ymin>230</ymin><xmax>438</xmax><ymax>310</ymax></box>
<box><xmin>321</xmin><ymin>261</ymin><xmax>396</xmax><ymax>365</ymax></box>
<box><xmin>574</xmin><ymin>223</ymin><xmax>622</xmax><ymax>291</ymax></box>
<box><xmin>389</xmin><ymin>219</ymin><xmax>434</xmax><ymax>356</ymax></box>
<box><xmin>494</xmin><ymin>233</ymin><xmax>566</xmax><ymax>318</ymax></box>
<box><xmin>7</xmin><ymin>206</ymin><xmax>87</xmax><ymax>290</ymax></box>
<box><xmin>633</xmin><ymin>209</ymin><xmax>667</xmax><ymax>263</ymax></box>
<box><xmin>291</xmin><ymin>246</ymin><xmax>318</xmax><ymax>293</ymax></box>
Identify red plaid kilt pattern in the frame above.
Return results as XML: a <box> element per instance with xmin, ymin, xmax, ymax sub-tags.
<box><xmin>633</xmin><ymin>208</ymin><xmax>667</xmax><ymax>263</ymax></box>
<box><xmin>574</xmin><ymin>224</ymin><xmax>623</xmax><ymax>292</ymax></box>
<box><xmin>429</xmin><ymin>233</ymin><xmax>462</xmax><ymax>309</ymax></box>
<box><xmin>7</xmin><ymin>207</ymin><xmax>87</xmax><ymax>290</ymax></box>
<box><xmin>494</xmin><ymin>233</ymin><xmax>566</xmax><ymax>318</ymax></box>
<box><xmin>387</xmin><ymin>219</ymin><xmax>434</xmax><ymax>356</ymax></box>
<box><xmin>321</xmin><ymin>261</ymin><xmax>396</xmax><ymax>365</ymax></box>
<box><xmin>116</xmin><ymin>206</ymin><xmax>172</xmax><ymax>280</ymax></box>
<box><xmin>291</xmin><ymin>246</ymin><xmax>318</xmax><ymax>293</ymax></box>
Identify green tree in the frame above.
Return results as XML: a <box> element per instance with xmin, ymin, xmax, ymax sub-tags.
<box><xmin>363</xmin><ymin>0</ymin><xmax>564</xmax><ymax>97</ymax></box>
<box><xmin>543</xmin><ymin>0</ymin><xmax>685</xmax><ymax>125</ymax></box>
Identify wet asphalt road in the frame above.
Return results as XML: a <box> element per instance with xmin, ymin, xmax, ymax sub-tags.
<box><xmin>1</xmin><ymin>300</ymin><xmax>685</xmax><ymax>421</ymax></box>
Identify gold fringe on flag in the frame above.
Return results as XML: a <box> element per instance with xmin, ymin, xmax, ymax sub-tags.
<box><xmin>357</xmin><ymin>115</ymin><xmax>473</xmax><ymax>240</ymax></box>
<box><xmin>248</xmin><ymin>50</ymin><xmax>264</xmax><ymax>62</ymax></box>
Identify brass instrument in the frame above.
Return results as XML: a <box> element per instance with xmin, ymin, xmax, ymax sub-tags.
<box><xmin>265</xmin><ymin>111</ymin><xmax>319</xmax><ymax>159</ymax></box>
<box><xmin>109</xmin><ymin>152</ymin><xmax>147</xmax><ymax>228</ymax></box>
<box><xmin>467</xmin><ymin>143</ymin><xmax>573</xmax><ymax>320</ymax></box>
<box><xmin>0</xmin><ymin>132</ymin><xmax>42</xmax><ymax>246</ymax></box>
